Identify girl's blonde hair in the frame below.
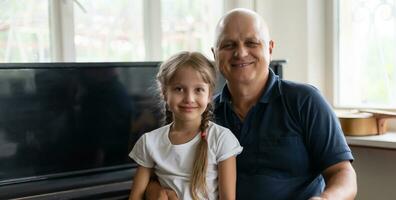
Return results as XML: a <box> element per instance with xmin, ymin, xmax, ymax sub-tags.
<box><xmin>156</xmin><ymin>51</ymin><xmax>216</xmax><ymax>200</ymax></box>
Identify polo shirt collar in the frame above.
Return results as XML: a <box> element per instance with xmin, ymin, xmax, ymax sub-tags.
<box><xmin>218</xmin><ymin>83</ymin><xmax>231</xmax><ymax>103</ymax></box>
<box><xmin>258</xmin><ymin>68</ymin><xmax>279</xmax><ymax>103</ymax></box>
<box><xmin>218</xmin><ymin>68</ymin><xmax>280</xmax><ymax>104</ymax></box>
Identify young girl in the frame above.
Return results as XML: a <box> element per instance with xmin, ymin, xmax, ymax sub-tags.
<box><xmin>128</xmin><ymin>51</ymin><xmax>242</xmax><ymax>200</ymax></box>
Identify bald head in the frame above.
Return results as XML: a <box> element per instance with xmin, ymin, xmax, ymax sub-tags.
<box><xmin>214</xmin><ymin>8</ymin><xmax>271</xmax><ymax>48</ymax></box>
<box><xmin>211</xmin><ymin>8</ymin><xmax>274</xmax><ymax>88</ymax></box>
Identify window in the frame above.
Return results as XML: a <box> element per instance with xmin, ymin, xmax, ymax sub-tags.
<box><xmin>0</xmin><ymin>0</ymin><xmax>50</xmax><ymax>62</ymax></box>
<box><xmin>161</xmin><ymin>0</ymin><xmax>223</xmax><ymax>60</ymax></box>
<box><xmin>73</xmin><ymin>0</ymin><xmax>145</xmax><ymax>61</ymax></box>
<box><xmin>337</xmin><ymin>0</ymin><xmax>396</xmax><ymax>109</ymax></box>
<box><xmin>0</xmin><ymin>0</ymin><xmax>224</xmax><ymax>63</ymax></box>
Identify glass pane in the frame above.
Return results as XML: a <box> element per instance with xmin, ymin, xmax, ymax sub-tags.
<box><xmin>161</xmin><ymin>0</ymin><xmax>223</xmax><ymax>60</ymax></box>
<box><xmin>0</xmin><ymin>0</ymin><xmax>50</xmax><ymax>62</ymax></box>
<box><xmin>338</xmin><ymin>0</ymin><xmax>396</xmax><ymax>108</ymax></box>
<box><xmin>74</xmin><ymin>0</ymin><xmax>145</xmax><ymax>62</ymax></box>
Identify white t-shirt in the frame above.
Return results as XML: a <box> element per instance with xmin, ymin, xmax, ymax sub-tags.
<box><xmin>129</xmin><ymin>121</ymin><xmax>243</xmax><ymax>200</ymax></box>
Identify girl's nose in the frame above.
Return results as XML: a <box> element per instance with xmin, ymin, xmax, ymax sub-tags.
<box><xmin>183</xmin><ymin>91</ymin><xmax>194</xmax><ymax>103</ymax></box>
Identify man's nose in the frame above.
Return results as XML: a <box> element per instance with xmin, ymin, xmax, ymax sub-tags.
<box><xmin>233</xmin><ymin>45</ymin><xmax>248</xmax><ymax>58</ymax></box>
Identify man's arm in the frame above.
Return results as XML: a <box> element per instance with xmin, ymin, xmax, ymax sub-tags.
<box><xmin>129</xmin><ymin>166</ymin><xmax>152</xmax><ymax>200</ymax></box>
<box><xmin>311</xmin><ymin>161</ymin><xmax>357</xmax><ymax>200</ymax></box>
<box><xmin>218</xmin><ymin>156</ymin><xmax>237</xmax><ymax>200</ymax></box>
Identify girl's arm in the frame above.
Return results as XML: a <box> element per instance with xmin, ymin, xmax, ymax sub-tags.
<box><xmin>218</xmin><ymin>156</ymin><xmax>237</xmax><ymax>200</ymax></box>
<box><xmin>129</xmin><ymin>165</ymin><xmax>153</xmax><ymax>200</ymax></box>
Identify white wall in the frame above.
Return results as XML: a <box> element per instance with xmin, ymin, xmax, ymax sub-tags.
<box><xmin>256</xmin><ymin>0</ymin><xmax>326</xmax><ymax>95</ymax></box>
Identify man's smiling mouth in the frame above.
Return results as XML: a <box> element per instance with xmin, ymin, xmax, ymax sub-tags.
<box><xmin>231</xmin><ymin>62</ymin><xmax>254</xmax><ymax>68</ymax></box>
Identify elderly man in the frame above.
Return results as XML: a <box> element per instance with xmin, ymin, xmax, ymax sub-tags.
<box><xmin>211</xmin><ymin>8</ymin><xmax>356</xmax><ymax>200</ymax></box>
<box><xmin>144</xmin><ymin>8</ymin><xmax>357</xmax><ymax>200</ymax></box>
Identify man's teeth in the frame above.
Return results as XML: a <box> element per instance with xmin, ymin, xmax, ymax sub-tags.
<box><xmin>234</xmin><ymin>63</ymin><xmax>249</xmax><ymax>67</ymax></box>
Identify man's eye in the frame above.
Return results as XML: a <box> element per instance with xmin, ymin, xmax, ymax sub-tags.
<box><xmin>221</xmin><ymin>43</ymin><xmax>234</xmax><ymax>49</ymax></box>
<box><xmin>246</xmin><ymin>41</ymin><xmax>259</xmax><ymax>47</ymax></box>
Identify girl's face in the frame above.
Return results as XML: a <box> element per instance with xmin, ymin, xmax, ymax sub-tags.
<box><xmin>165</xmin><ymin>66</ymin><xmax>211</xmax><ymax>125</ymax></box>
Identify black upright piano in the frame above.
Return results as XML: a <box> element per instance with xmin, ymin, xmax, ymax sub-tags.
<box><xmin>0</xmin><ymin>60</ymin><xmax>285</xmax><ymax>199</ymax></box>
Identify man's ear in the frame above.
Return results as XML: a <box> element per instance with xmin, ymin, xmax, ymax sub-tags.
<box><xmin>211</xmin><ymin>47</ymin><xmax>216</xmax><ymax>60</ymax></box>
<box><xmin>269</xmin><ymin>40</ymin><xmax>274</xmax><ymax>55</ymax></box>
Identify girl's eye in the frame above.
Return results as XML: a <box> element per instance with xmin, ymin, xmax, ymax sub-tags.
<box><xmin>174</xmin><ymin>87</ymin><xmax>183</xmax><ymax>92</ymax></box>
<box><xmin>196</xmin><ymin>88</ymin><xmax>205</xmax><ymax>93</ymax></box>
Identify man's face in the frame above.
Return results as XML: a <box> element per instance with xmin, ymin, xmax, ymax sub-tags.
<box><xmin>212</xmin><ymin>14</ymin><xmax>273</xmax><ymax>86</ymax></box>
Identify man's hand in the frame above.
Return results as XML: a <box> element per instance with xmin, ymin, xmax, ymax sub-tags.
<box><xmin>165</xmin><ymin>189</ymin><xmax>179</xmax><ymax>200</ymax></box>
<box><xmin>145</xmin><ymin>179</ymin><xmax>179</xmax><ymax>200</ymax></box>
<box><xmin>309</xmin><ymin>197</ymin><xmax>327</xmax><ymax>200</ymax></box>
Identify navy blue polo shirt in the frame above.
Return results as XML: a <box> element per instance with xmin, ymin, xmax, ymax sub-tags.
<box><xmin>213</xmin><ymin>69</ymin><xmax>353</xmax><ymax>200</ymax></box>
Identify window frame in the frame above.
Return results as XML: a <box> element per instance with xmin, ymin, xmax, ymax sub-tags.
<box><xmin>49</xmin><ymin>0</ymin><xmax>75</xmax><ymax>62</ymax></box>
<box><xmin>331</xmin><ymin>0</ymin><xmax>396</xmax><ymax>111</ymax></box>
<box><xmin>49</xmin><ymin>0</ymin><xmax>163</xmax><ymax>62</ymax></box>
<box><xmin>47</xmin><ymin>0</ymin><xmax>254</xmax><ymax>62</ymax></box>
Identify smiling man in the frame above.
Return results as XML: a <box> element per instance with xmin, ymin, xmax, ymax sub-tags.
<box><xmin>211</xmin><ymin>8</ymin><xmax>357</xmax><ymax>200</ymax></box>
<box><xmin>144</xmin><ymin>8</ymin><xmax>357</xmax><ymax>200</ymax></box>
